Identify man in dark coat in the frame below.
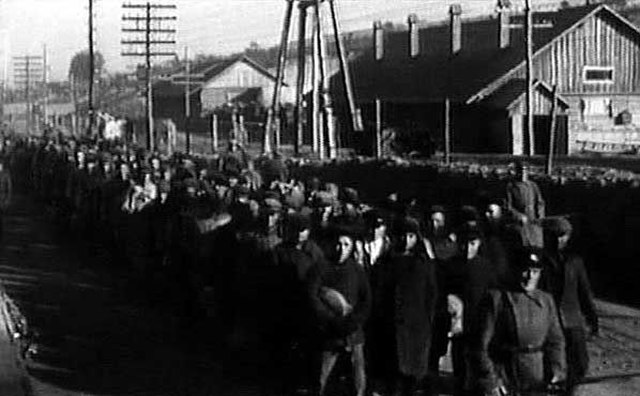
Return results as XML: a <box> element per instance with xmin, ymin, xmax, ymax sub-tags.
<box><xmin>380</xmin><ymin>217</ymin><xmax>437</xmax><ymax>396</ymax></box>
<box><xmin>308</xmin><ymin>226</ymin><xmax>371</xmax><ymax>396</ymax></box>
<box><xmin>470</xmin><ymin>248</ymin><xmax>566</xmax><ymax>396</ymax></box>
<box><xmin>0</xmin><ymin>161</ymin><xmax>12</xmax><ymax>242</ymax></box>
<box><xmin>542</xmin><ymin>217</ymin><xmax>598</xmax><ymax>393</ymax></box>
<box><xmin>443</xmin><ymin>225</ymin><xmax>498</xmax><ymax>395</ymax></box>
<box><xmin>506</xmin><ymin>162</ymin><xmax>545</xmax><ymax>223</ymax></box>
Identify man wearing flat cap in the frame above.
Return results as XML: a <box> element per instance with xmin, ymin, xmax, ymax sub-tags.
<box><xmin>542</xmin><ymin>216</ymin><xmax>598</xmax><ymax>393</ymax></box>
<box><xmin>470</xmin><ymin>247</ymin><xmax>566</xmax><ymax>396</ymax></box>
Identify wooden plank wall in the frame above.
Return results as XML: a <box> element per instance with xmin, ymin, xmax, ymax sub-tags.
<box><xmin>513</xmin><ymin>11</ymin><xmax>640</xmax><ymax>94</ymax></box>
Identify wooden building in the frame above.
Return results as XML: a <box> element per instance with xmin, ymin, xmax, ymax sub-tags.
<box><xmin>338</xmin><ymin>4</ymin><xmax>640</xmax><ymax>154</ymax></box>
<box><xmin>153</xmin><ymin>55</ymin><xmax>288</xmax><ymax>137</ymax></box>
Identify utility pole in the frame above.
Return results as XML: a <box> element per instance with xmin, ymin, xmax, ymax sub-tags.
<box><xmin>546</xmin><ymin>84</ymin><xmax>558</xmax><ymax>175</ymax></box>
<box><xmin>264</xmin><ymin>0</ymin><xmax>294</xmax><ymax>156</ymax></box>
<box><xmin>89</xmin><ymin>0</ymin><xmax>95</xmax><ymax>137</ymax></box>
<box><xmin>13</xmin><ymin>55</ymin><xmax>43</xmax><ymax>135</ymax></box>
<box><xmin>525</xmin><ymin>0</ymin><xmax>534</xmax><ymax>156</ymax></box>
<box><xmin>1</xmin><ymin>29</ymin><xmax>9</xmax><ymax>124</ymax></box>
<box><xmin>122</xmin><ymin>1</ymin><xmax>177</xmax><ymax>152</ymax></box>
<box><xmin>184</xmin><ymin>46</ymin><xmax>191</xmax><ymax>154</ymax></box>
<box><xmin>42</xmin><ymin>44</ymin><xmax>48</xmax><ymax>128</ymax></box>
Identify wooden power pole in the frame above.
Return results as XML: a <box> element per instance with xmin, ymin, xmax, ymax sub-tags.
<box><xmin>122</xmin><ymin>2</ymin><xmax>177</xmax><ymax>152</ymax></box>
<box><xmin>89</xmin><ymin>0</ymin><xmax>95</xmax><ymax>136</ymax></box>
<box><xmin>13</xmin><ymin>55</ymin><xmax>43</xmax><ymax>135</ymax></box>
<box><xmin>525</xmin><ymin>0</ymin><xmax>534</xmax><ymax>156</ymax></box>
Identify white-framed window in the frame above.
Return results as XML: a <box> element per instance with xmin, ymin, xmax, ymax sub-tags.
<box><xmin>583</xmin><ymin>66</ymin><xmax>614</xmax><ymax>84</ymax></box>
<box><xmin>580</xmin><ymin>97</ymin><xmax>613</xmax><ymax>117</ymax></box>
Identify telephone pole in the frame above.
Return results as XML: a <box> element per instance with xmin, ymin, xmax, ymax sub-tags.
<box><xmin>13</xmin><ymin>55</ymin><xmax>44</xmax><ymax>135</ymax></box>
<box><xmin>89</xmin><ymin>0</ymin><xmax>95</xmax><ymax>136</ymax></box>
<box><xmin>42</xmin><ymin>44</ymin><xmax>48</xmax><ymax>127</ymax></box>
<box><xmin>525</xmin><ymin>0</ymin><xmax>534</xmax><ymax>156</ymax></box>
<box><xmin>122</xmin><ymin>1</ymin><xmax>176</xmax><ymax>152</ymax></box>
<box><xmin>184</xmin><ymin>46</ymin><xmax>191</xmax><ymax>154</ymax></box>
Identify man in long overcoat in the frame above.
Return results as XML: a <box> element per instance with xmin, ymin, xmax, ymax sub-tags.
<box><xmin>471</xmin><ymin>248</ymin><xmax>566</xmax><ymax>396</ymax></box>
<box><xmin>542</xmin><ymin>217</ymin><xmax>598</xmax><ymax>393</ymax></box>
<box><xmin>380</xmin><ymin>217</ymin><xmax>437</xmax><ymax>396</ymax></box>
<box><xmin>0</xmin><ymin>160</ymin><xmax>12</xmax><ymax>242</ymax></box>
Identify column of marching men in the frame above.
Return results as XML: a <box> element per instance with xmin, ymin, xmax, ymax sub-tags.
<box><xmin>1</xmin><ymin>135</ymin><xmax>599</xmax><ymax>396</ymax></box>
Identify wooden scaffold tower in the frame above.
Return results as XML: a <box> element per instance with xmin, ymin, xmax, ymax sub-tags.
<box><xmin>264</xmin><ymin>0</ymin><xmax>363</xmax><ymax>159</ymax></box>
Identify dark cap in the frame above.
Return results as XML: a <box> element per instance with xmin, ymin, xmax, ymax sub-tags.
<box><xmin>459</xmin><ymin>205</ymin><xmax>480</xmax><ymax>224</ymax></box>
<box><xmin>429</xmin><ymin>205</ymin><xmax>446</xmax><ymax>215</ymax></box>
<box><xmin>544</xmin><ymin>216</ymin><xmax>573</xmax><ymax>237</ymax></box>
<box><xmin>363</xmin><ymin>210</ymin><xmax>386</xmax><ymax>229</ymax></box>
<box><xmin>340</xmin><ymin>187</ymin><xmax>360</xmax><ymax>205</ymax></box>
<box><xmin>285</xmin><ymin>189</ymin><xmax>305</xmax><ymax>209</ymax></box>
<box><xmin>285</xmin><ymin>212</ymin><xmax>311</xmax><ymax>233</ymax></box>
<box><xmin>183</xmin><ymin>178</ymin><xmax>198</xmax><ymax>190</ymax></box>
<box><xmin>330</xmin><ymin>221</ymin><xmax>365</xmax><ymax>241</ymax></box>
<box><xmin>515</xmin><ymin>160</ymin><xmax>529</xmax><ymax>171</ymax></box>
<box><xmin>235</xmin><ymin>185</ymin><xmax>251</xmax><ymax>197</ymax></box>
<box><xmin>263</xmin><ymin>198</ymin><xmax>283</xmax><ymax>214</ymax></box>
<box><xmin>457</xmin><ymin>224</ymin><xmax>484</xmax><ymax>242</ymax></box>
<box><xmin>515</xmin><ymin>247</ymin><xmax>545</xmax><ymax>270</ymax></box>
<box><xmin>398</xmin><ymin>216</ymin><xmax>421</xmax><ymax>235</ymax></box>
<box><xmin>314</xmin><ymin>191</ymin><xmax>336</xmax><ymax>208</ymax></box>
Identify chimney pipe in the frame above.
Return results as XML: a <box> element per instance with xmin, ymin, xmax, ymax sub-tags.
<box><xmin>498</xmin><ymin>5</ymin><xmax>510</xmax><ymax>49</ymax></box>
<box><xmin>408</xmin><ymin>13</ymin><xmax>419</xmax><ymax>59</ymax></box>
<box><xmin>449</xmin><ymin>4</ymin><xmax>462</xmax><ymax>55</ymax></box>
<box><xmin>373</xmin><ymin>21</ymin><xmax>384</xmax><ymax>61</ymax></box>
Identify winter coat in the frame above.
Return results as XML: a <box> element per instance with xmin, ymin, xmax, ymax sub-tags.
<box><xmin>445</xmin><ymin>255</ymin><xmax>498</xmax><ymax>335</ymax></box>
<box><xmin>471</xmin><ymin>289</ymin><xmax>566</xmax><ymax>394</ymax></box>
<box><xmin>542</xmin><ymin>252</ymin><xmax>598</xmax><ymax>331</ymax></box>
<box><xmin>308</xmin><ymin>257</ymin><xmax>372</xmax><ymax>351</ymax></box>
<box><xmin>0</xmin><ymin>170</ymin><xmax>12</xmax><ymax>210</ymax></box>
<box><xmin>386</xmin><ymin>252</ymin><xmax>438</xmax><ymax>380</ymax></box>
<box><xmin>506</xmin><ymin>180</ymin><xmax>546</xmax><ymax>221</ymax></box>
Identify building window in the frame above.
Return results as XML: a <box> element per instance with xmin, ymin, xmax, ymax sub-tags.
<box><xmin>581</xmin><ymin>97</ymin><xmax>613</xmax><ymax>117</ymax></box>
<box><xmin>583</xmin><ymin>66</ymin><xmax>614</xmax><ymax>84</ymax></box>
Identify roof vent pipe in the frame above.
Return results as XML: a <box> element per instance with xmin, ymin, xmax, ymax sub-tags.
<box><xmin>408</xmin><ymin>13</ymin><xmax>419</xmax><ymax>59</ymax></box>
<box><xmin>373</xmin><ymin>21</ymin><xmax>384</xmax><ymax>61</ymax></box>
<box><xmin>449</xmin><ymin>4</ymin><xmax>462</xmax><ymax>55</ymax></box>
<box><xmin>498</xmin><ymin>3</ymin><xmax>511</xmax><ymax>49</ymax></box>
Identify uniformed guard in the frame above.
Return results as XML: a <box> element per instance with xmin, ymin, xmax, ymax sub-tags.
<box><xmin>471</xmin><ymin>248</ymin><xmax>566</xmax><ymax>396</ymax></box>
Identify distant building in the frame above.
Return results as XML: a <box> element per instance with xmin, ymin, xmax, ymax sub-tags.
<box><xmin>336</xmin><ymin>4</ymin><xmax>640</xmax><ymax>154</ymax></box>
<box><xmin>153</xmin><ymin>55</ymin><xmax>289</xmax><ymax>139</ymax></box>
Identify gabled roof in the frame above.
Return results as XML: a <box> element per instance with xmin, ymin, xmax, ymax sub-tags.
<box><xmin>469</xmin><ymin>4</ymin><xmax>640</xmax><ymax>103</ymax></box>
<box><xmin>340</xmin><ymin>4</ymin><xmax>637</xmax><ymax>106</ymax></box>
<box><xmin>483</xmin><ymin>79</ymin><xmax>570</xmax><ymax>110</ymax></box>
<box><xmin>153</xmin><ymin>55</ymin><xmax>279</xmax><ymax>99</ymax></box>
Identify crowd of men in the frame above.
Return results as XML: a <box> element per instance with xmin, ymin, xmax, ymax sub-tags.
<box><xmin>1</xmin><ymin>135</ymin><xmax>600</xmax><ymax>396</ymax></box>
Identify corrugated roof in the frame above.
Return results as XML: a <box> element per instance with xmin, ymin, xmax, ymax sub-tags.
<box><xmin>336</xmin><ymin>4</ymin><xmax>632</xmax><ymax>106</ymax></box>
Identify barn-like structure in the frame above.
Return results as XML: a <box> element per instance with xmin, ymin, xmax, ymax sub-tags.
<box><xmin>153</xmin><ymin>56</ymin><xmax>289</xmax><ymax>138</ymax></box>
<box><xmin>338</xmin><ymin>4</ymin><xmax>640</xmax><ymax>155</ymax></box>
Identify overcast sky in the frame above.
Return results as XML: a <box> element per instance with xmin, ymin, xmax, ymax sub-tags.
<box><xmin>0</xmin><ymin>0</ymin><xmax>546</xmax><ymax>83</ymax></box>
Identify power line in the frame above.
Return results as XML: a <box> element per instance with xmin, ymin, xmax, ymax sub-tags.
<box><xmin>122</xmin><ymin>1</ymin><xmax>177</xmax><ymax>151</ymax></box>
<box><xmin>12</xmin><ymin>54</ymin><xmax>44</xmax><ymax>135</ymax></box>
<box><xmin>89</xmin><ymin>0</ymin><xmax>96</xmax><ymax>137</ymax></box>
